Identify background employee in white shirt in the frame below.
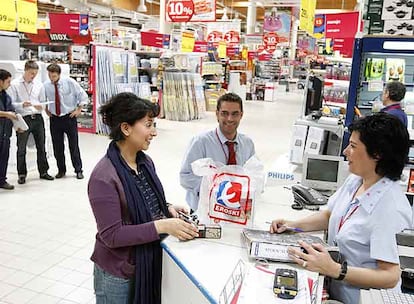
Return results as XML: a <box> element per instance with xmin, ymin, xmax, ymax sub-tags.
<box><xmin>44</xmin><ymin>63</ymin><xmax>88</xmax><ymax>180</ymax></box>
<box><xmin>8</xmin><ymin>60</ymin><xmax>53</xmax><ymax>184</ymax></box>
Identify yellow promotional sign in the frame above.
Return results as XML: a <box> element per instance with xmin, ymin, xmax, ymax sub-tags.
<box><xmin>181</xmin><ymin>31</ymin><xmax>195</xmax><ymax>53</ymax></box>
<box><xmin>0</xmin><ymin>0</ymin><xmax>17</xmax><ymax>32</ymax></box>
<box><xmin>218</xmin><ymin>41</ymin><xmax>227</xmax><ymax>58</ymax></box>
<box><xmin>17</xmin><ymin>0</ymin><xmax>37</xmax><ymax>34</ymax></box>
<box><xmin>300</xmin><ymin>0</ymin><xmax>316</xmax><ymax>35</ymax></box>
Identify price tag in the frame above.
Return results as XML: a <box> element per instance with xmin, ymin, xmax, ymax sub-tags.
<box><xmin>0</xmin><ymin>0</ymin><xmax>16</xmax><ymax>32</ymax></box>
<box><xmin>167</xmin><ymin>0</ymin><xmax>194</xmax><ymax>23</ymax></box>
<box><xmin>17</xmin><ymin>0</ymin><xmax>37</xmax><ymax>34</ymax></box>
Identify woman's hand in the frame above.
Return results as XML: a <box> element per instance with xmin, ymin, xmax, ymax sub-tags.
<box><xmin>155</xmin><ymin>218</ymin><xmax>199</xmax><ymax>241</ymax></box>
<box><xmin>288</xmin><ymin>241</ymin><xmax>341</xmax><ymax>278</ymax></box>
<box><xmin>270</xmin><ymin>219</ymin><xmax>289</xmax><ymax>233</ymax></box>
<box><xmin>168</xmin><ymin>204</ymin><xmax>189</xmax><ymax>218</ymax></box>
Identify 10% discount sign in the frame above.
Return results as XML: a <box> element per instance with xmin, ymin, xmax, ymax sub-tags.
<box><xmin>167</xmin><ymin>0</ymin><xmax>195</xmax><ymax>22</ymax></box>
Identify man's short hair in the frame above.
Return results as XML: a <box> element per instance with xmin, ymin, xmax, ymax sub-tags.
<box><xmin>216</xmin><ymin>93</ymin><xmax>243</xmax><ymax>112</ymax></box>
<box><xmin>0</xmin><ymin>69</ymin><xmax>12</xmax><ymax>81</ymax></box>
<box><xmin>24</xmin><ymin>60</ymin><xmax>39</xmax><ymax>71</ymax></box>
<box><xmin>47</xmin><ymin>63</ymin><xmax>61</xmax><ymax>74</ymax></box>
<box><xmin>385</xmin><ymin>81</ymin><xmax>406</xmax><ymax>102</ymax></box>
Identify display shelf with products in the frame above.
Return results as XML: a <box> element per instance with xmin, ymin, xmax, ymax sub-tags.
<box><xmin>344</xmin><ymin>36</ymin><xmax>414</xmax><ymax>149</ymax></box>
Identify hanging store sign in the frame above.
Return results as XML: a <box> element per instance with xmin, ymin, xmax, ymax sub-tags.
<box><xmin>141</xmin><ymin>31</ymin><xmax>170</xmax><ymax>48</ymax></box>
<box><xmin>19</xmin><ymin>29</ymin><xmax>92</xmax><ymax>44</ymax></box>
<box><xmin>325</xmin><ymin>12</ymin><xmax>359</xmax><ymax>39</ymax></box>
<box><xmin>263</xmin><ymin>32</ymin><xmax>279</xmax><ymax>53</ymax></box>
<box><xmin>166</xmin><ymin>0</ymin><xmax>216</xmax><ymax>23</ymax></box>
<box><xmin>299</xmin><ymin>0</ymin><xmax>316</xmax><ymax>35</ymax></box>
<box><xmin>313</xmin><ymin>14</ymin><xmax>325</xmax><ymax>39</ymax></box>
<box><xmin>206</xmin><ymin>21</ymin><xmax>241</xmax><ymax>47</ymax></box>
<box><xmin>17</xmin><ymin>0</ymin><xmax>37</xmax><ymax>34</ymax></box>
<box><xmin>332</xmin><ymin>38</ymin><xmax>355</xmax><ymax>58</ymax></box>
<box><xmin>245</xmin><ymin>34</ymin><xmax>263</xmax><ymax>45</ymax></box>
<box><xmin>181</xmin><ymin>30</ymin><xmax>195</xmax><ymax>52</ymax></box>
<box><xmin>193</xmin><ymin>41</ymin><xmax>208</xmax><ymax>52</ymax></box>
<box><xmin>49</xmin><ymin>13</ymin><xmax>89</xmax><ymax>36</ymax></box>
<box><xmin>0</xmin><ymin>0</ymin><xmax>17</xmax><ymax>32</ymax></box>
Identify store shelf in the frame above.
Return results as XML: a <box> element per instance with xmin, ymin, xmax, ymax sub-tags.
<box><xmin>324</xmin><ymin>101</ymin><xmax>347</xmax><ymax>108</ymax></box>
<box><xmin>324</xmin><ymin>79</ymin><xmax>350</xmax><ymax>86</ymax></box>
<box><xmin>70</xmin><ymin>74</ymin><xmax>88</xmax><ymax>77</ymax></box>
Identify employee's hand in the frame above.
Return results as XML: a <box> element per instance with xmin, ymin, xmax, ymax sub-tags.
<box><xmin>33</xmin><ymin>105</ymin><xmax>43</xmax><ymax>111</ymax></box>
<box><xmin>288</xmin><ymin>241</ymin><xmax>340</xmax><ymax>278</ymax></box>
<box><xmin>155</xmin><ymin>218</ymin><xmax>199</xmax><ymax>241</ymax></box>
<box><xmin>45</xmin><ymin>108</ymin><xmax>52</xmax><ymax>117</ymax></box>
<box><xmin>270</xmin><ymin>219</ymin><xmax>290</xmax><ymax>233</ymax></box>
<box><xmin>70</xmin><ymin>107</ymin><xmax>82</xmax><ymax>118</ymax></box>
<box><xmin>22</xmin><ymin>101</ymin><xmax>32</xmax><ymax>107</ymax></box>
<box><xmin>16</xmin><ymin>128</ymin><xmax>25</xmax><ymax>133</ymax></box>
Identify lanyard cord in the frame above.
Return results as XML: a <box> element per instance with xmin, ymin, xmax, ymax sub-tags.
<box><xmin>23</xmin><ymin>82</ymin><xmax>33</xmax><ymax>100</ymax></box>
<box><xmin>338</xmin><ymin>201</ymin><xmax>360</xmax><ymax>233</ymax></box>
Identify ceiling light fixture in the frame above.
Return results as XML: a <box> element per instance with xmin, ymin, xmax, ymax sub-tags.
<box><xmin>221</xmin><ymin>7</ymin><xmax>229</xmax><ymax>21</ymax></box>
<box><xmin>137</xmin><ymin>0</ymin><xmax>147</xmax><ymax>13</ymax></box>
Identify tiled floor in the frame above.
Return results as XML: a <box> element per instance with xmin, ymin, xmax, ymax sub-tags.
<box><xmin>0</xmin><ymin>91</ymin><xmax>303</xmax><ymax>303</ymax></box>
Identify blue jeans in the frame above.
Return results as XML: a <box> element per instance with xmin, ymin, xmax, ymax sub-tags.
<box><xmin>94</xmin><ymin>264</ymin><xmax>134</xmax><ymax>304</ymax></box>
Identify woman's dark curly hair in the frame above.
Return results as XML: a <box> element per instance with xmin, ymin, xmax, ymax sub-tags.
<box><xmin>99</xmin><ymin>92</ymin><xmax>159</xmax><ymax>141</ymax></box>
<box><xmin>348</xmin><ymin>112</ymin><xmax>409</xmax><ymax>181</ymax></box>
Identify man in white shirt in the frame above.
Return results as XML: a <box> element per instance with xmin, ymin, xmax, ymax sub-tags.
<box><xmin>44</xmin><ymin>63</ymin><xmax>88</xmax><ymax>179</ymax></box>
<box><xmin>8</xmin><ymin>60</ymin><xmax>53</xmax><ymax>184</ymax></box>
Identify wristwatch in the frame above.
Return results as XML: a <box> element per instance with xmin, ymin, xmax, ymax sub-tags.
<box><xmin>335</xmin><ymin>260</ymin><xmax>348</xmax><ymax>281</ymax></box>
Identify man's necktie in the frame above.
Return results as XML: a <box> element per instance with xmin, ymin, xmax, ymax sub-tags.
<box><xmin>54</xmin><ymin>82</ymin><xmax>61</xmax><ymax>116</ymax></box>
<box><xmin>225</xmin><ymin>141</ymin><xmax>237</xmax><ymax>165</ymax></box>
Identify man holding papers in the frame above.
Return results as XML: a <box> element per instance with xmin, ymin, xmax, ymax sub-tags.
<box><xmin>44</xmin><ymin>63</ymin><xmax>88</xmax><ymax>180</ymax></box>
<box><xmin>8</xmin><ymin>60</ymin><xmax>54</xmax><ymax>185</ymax></box>
<box><xmin>0</xmin><ymin>69</ymin><xmax>16</xmax><ymax>190</ymax></box>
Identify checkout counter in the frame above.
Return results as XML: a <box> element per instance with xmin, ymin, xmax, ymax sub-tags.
<box><xmin>160</xmin><ymin>185</ymin><xmax>325</xmax><ymax>304</ymax></box>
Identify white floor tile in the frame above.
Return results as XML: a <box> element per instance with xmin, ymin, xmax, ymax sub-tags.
<box><xmin>40</xmin><ymin>266</ymin><xmax>72</xmax><ymax>281</ymax></box>
<box><xmin>26</xmin><ymin>293</ymin><xmax>61</xmax><ymax>304</ymax></box>
<box><xmin>65</xmin><ymin>287</ymin><xmax>94</xmax><ymax>304</ymax></box>
<box><xmin>59</xmin><ymin>271</ymin><xmax>90</xmax><ymax>287</ymax></box>
<box><xmin>5</xmin><ymin>271</ymin><xmax>36</xmax><ymax>287</ymax></box>
<box><xmin>1</xmin><ymin>287</ymin><xmax>37</xmax><ymax>304</ymax></box>
<box><xmin>0</xmin><ymin>281</ymin><xmax>17</xmax><ymax>298</ymax></box>
<box><xmin>43</xmin><ymin>281</ymin><xmax>77</xmax><ymax>298</ymax></box>
<box><xmin>23</xmin><ymin>276</ymin><xmax>56</xmax><ymax>293</ymax></box>
<box><xmin>0</xmin><ymin>265</ymin><xmax>17</xmax><ymax>282</ymax></box>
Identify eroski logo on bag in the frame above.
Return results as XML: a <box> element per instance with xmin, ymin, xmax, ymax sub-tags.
<box><xmin>216</xmin><ymin>181</ymin><xmax>242</xmax><ymax>209</ymax></box>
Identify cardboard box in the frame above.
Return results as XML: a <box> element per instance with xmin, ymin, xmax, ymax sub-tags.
<box><xmin>304</xmin><ymin>126</ymin><xmax>327</xmax><ymax>156</ymax></box>
<box><xmin>289</xmin><ymin>124</ymin><xmax>308</xmax><ymax>164</ymax></box>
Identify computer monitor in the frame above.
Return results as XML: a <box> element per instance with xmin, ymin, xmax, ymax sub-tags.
<box><xmin>302</xmin><ymin>153</ymin><xmax>347</xmax><ymax>191</ymax></box>
<box><xmin>304</xmin><ymin>76</ymin><xmax>323</xmax><ymax>116</ymax></box>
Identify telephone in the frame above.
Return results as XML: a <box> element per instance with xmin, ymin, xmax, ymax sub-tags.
<box><xmin>291</xmin><ymin>184</ymin><xmax>328</xmax><ymax>211</ymax></box>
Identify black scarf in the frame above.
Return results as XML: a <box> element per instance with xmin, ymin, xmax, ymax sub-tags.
<box><xmin>107</xmin><ymin>141</ymin><xmax>169</xmax><ymax>304</ymax></box>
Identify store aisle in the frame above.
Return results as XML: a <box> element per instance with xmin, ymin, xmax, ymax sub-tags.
<box><xmin>0</xmin><ymin>92</ymin><xmax>302</xmax><ymax>304</ymax></box>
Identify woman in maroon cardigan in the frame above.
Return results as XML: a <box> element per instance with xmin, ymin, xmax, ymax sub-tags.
<box><xmin>88</xmin><ymin>92</ymin><xmax>198</xmax><ymax>304</ymax></box>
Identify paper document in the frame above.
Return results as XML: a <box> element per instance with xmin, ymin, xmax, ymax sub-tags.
<box><xmin>12</xmin><ymin>114</ymin><xmax>29</xmax><ymax>131</ymax></box>
<box><xmin>237</xmin><ymin>264</ymin><xmax>311</xmax><ymax>304</ymax></box>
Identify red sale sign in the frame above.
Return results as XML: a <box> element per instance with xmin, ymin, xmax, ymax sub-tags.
<box><xmin>325</xmin><ymin>12</ymin><xmax>359</xmax><ymax>39</ymax></box>
<box><xmin>167</xmin><ymin>0</ymin><xmax>194</xmax><ymax>23</ymax></box>
<box><xmin>263</xmin><ymin>32</ymin><xmax>279</xmax><ymax>53</ymax></box>
<box><xmin>224</xmin><ymin>30</ymin><xmax>240</xmax><ymax>48</ymax></box>
<box><xmin>207</xmin><ymin>30</ymin><xmax>223</xmax><ymax>44</ymax></box>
